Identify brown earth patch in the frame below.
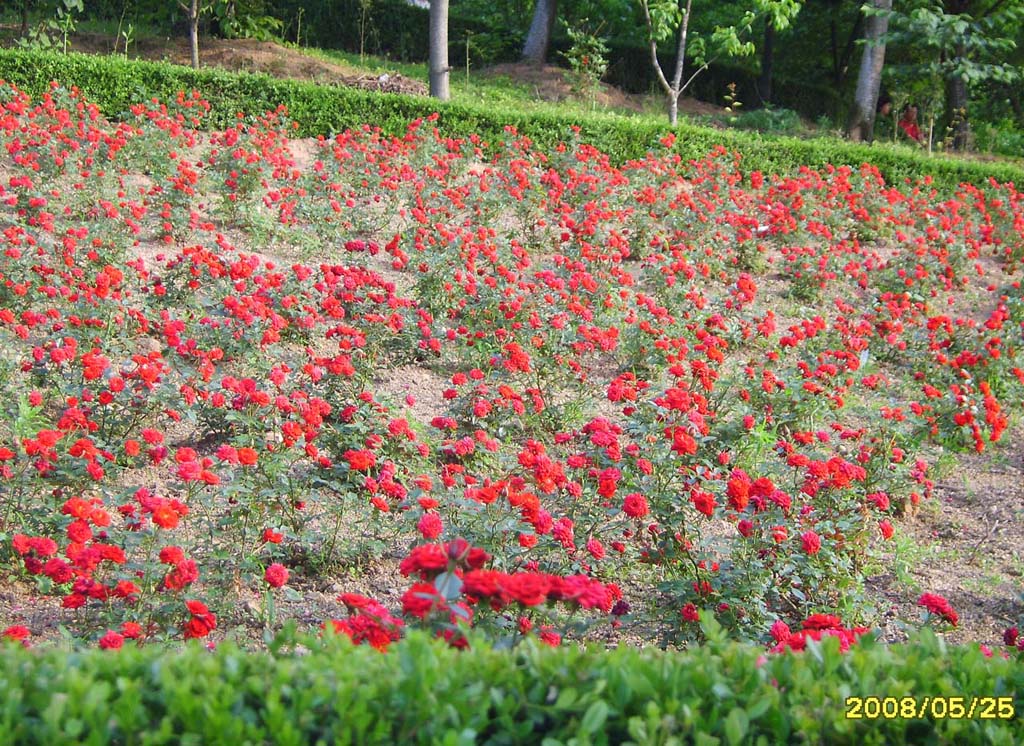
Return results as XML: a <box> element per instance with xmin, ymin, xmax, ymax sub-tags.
<box><xmin>868</xmin><ymin>418</ymin><xmax>1024</xmax><ymax>648</ymax></box>
<box><xmin>63</xmin><ymin>32</ymin><xmax>428</xmax><ymax>96</ymax></box>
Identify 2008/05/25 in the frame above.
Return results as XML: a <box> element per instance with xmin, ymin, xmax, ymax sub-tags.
<box><xmin>845</xmin><ymin>696</ymin><xmax>1015</xmax><ymax>720</ymax></box>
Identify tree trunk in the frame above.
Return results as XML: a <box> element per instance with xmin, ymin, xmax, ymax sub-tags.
<box><xmin>846</xmin><ymin>0</ymin><xmax>891</xmax><ymax>142</ymax></box>
<box><xmin>21</xmin><ymin>0</ymin><xmax>30</xmax><ymax>36</ymax></box>
<box><xmin>189</xmin><ymin>6</ymin><xmax>200</xmax><ymax>70</ymax></box>
<box><xmin>179</xmin><ymin>0</ymin><xmax>201</xmax><ymax>69</ymax></box>
<box><xmin>640</xmin><ymin>0</ymin><xmax>693</xmax><ymax>127</ymax></box>
<box><xmin>945</xmin><ymin>43</ymin><xmax>970</xmax><ymax>150</ymax></box>
<box><xmin>521</xmin><ymin>0</ymin><xmax>558</xmax><ymax>65</ymax></box>
<box><xmin>756</xmin><ymin>18</ymin><xmax>775</xmax><ymax>105</ymax></box>
<box><xmin>429</xmin><ymin>0</ymin><xmax>450</xmax><ymax>101</ymax></box>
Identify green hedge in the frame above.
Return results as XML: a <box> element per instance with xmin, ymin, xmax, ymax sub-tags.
<box><xmin>0</xmin><ymin>629</ymin><xmax>1021</xmax><ymax>745</ymax></box>
<box><xmin>0</xmin><ymin>48</ymin><xmax>1022</xmax><ymax>193</ymax></box>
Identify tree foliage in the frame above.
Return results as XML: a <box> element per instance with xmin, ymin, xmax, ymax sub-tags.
<box><xmin>639</xmin><ymin>0</ymin><xmax>802</xmax><ymax>125</ymax></box>
<box><xmin>886</xmin><ymin>1</ymin><xmax>1022</xmax><ymax>86</ymax></box>
<box><xmin>882</xmin><ymin>0</ymin><xmax>1023</xmax><ymax>148</ymax></box>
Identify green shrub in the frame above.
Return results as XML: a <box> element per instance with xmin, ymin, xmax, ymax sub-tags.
<box><xmin>0</xmin><ymin>48</ymin><xmax>1021</xmax><ymax>194</ymax></box>
<box><xmin>973</xmin><ymin>119</ymin><xmax>1024</xmax><ymax>160</ymax></box>
<box><xmin>725</xmin><ymin>106</ymin><xmax>803</xmax><ymax>135</ymax></box>
<box><xmin>0</xmin><ymin>628</ymin><xmax>1021</xmax><ymax>745</ymax></box>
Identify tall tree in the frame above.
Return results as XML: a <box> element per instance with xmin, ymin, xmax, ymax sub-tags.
<box><xmin>638</xmin><ymin>0</ymin><xmax>802</xmax><ymax>126</ymax></box>
<box><xmin>846</xmin><ymin>0</ymin><xmax>891</xmax><ymax>142</ymax></box>
<box><xmin>429</xmin><ymin>0</ymin><xmax>450</xmax><ymax>100</ymax></box>
<box><xmin>522</xmin><ymin>0</ymin><xmax>559</xmax><ymax>64</ymax></box>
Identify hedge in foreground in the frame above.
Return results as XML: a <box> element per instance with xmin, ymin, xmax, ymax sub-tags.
<box><xmin>0</xmin><ymin>48</ymin><xmax>1022</xmax><ymax>193</ymax></box>
<box><xmin>1</xmin><ymin>628</ymin><xmax>1020</xmax><ymax>745</ymax></box>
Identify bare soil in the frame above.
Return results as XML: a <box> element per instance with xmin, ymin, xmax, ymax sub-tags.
<box><xmin>869</xmin><ymin>419</ymin><xmax>1024</xmax><ymax>647</ymax></box>
<box><xmin>61</xmin><ymin>32</ymin><xmax>430</xmax><ymax>97</ymax></box>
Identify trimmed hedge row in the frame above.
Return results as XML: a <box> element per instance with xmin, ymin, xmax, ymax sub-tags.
<box><xmin>1</xmin><ymin>629</ymin><xmax>1021</xmax><ymax>745</ymax></box>
<box><xmin>1</xmin><ymin>48</ymin><xmax>1022</xmax><ymax>194</ymax></box>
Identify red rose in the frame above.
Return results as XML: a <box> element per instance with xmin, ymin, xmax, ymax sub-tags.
<box><xmin>183</xmin><ymin>599</ymin><xmax>217</xmax><ymax>639</ymax></box>
<box><xmin>401</xmin><ymin>582</ymin><xmax>444</xmax><ymax>619</ymax></box>
<box><xmin>801</xmin><ymin>530</ymin><xmax>822</xmax><ymax>555</ymax></box>
<box><xmin>159</xmin><ymin>546</ymin><xmax>185</xmax><ymax>565</ymax></box>
<box><xmin>98</xmin><ymin>630</ymin><xmax>124</xmax><ymax>650</ymax></box>
<box><xmin>344</xmin><ymin>449</ymin><xmax>376</xmax><ymax>471</ymax></box>
<box><xmin>399</xmin><ymin>544</ymin><xmax>449</xmax><ymax>578</ymax></box>
<box><xmin>462</xmin><ymin>570</ymin><xmax>505</xmax><ymax>600</ymax></box>
<box><xmin>622</xmin><ymin>493</ymin><xmax>649</xmax><ymax>518</ymax></box>
<box><xmin>918</xmin><ymin>593</ymin><xmax>958</xmax><ymax>626</ymax></box>
<box><xmin>801</xmin><ymin>614</ymin><xmax>842</xmax><ymax>631</ymax></box>
<box><xmin>264</xmin><ymin>563</ymin><xmax>289</xmax><ymax>589</ymax></box>
<box><xmin>538</xmin><ymin>626</ymin><xmax>561</xmax><ymax>647</ymax></box>
<box><xmin>1002</xmin><ymin>627</ymin><xmax>1018</xmax><ymax>647</ymax></box>
<box><xmin>691</xmin><ymin>490</ymin><xmax>715</xmax><ymax>517</ymax></box>
<box><xmin>62</xmin><ymin>593</ymin><xmax>87</xmax><ymax>609</ymax></box>
<box><xmin>164</xmin><ymin>559</ymin><xmax>199</xmax><ymax>591</ymax></box>
<box><xmin>417</xmin><ymin>513</ymin><xmax>443</xmax><ymax>540</ymax></box>
<box><xmin>2</xmin><ymin>625</ymin><xmax>30</xmax><ymax>643</ymax></box>
<box><xmin>726</xmin><ymin>474</ymin><xmax>751</xmax><ymax>511</ymax></box>
<box><xmin>501</xmin><ymin>572</ymin><xmax>551</xmax><ymax>606</ymax></box>
<box><xmin>121</xmin><ymin>622</ymin><xmax>144</xmax><ymax>640</ymax></box>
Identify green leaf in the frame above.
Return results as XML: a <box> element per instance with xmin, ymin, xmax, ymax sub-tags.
<box><xmin>580</xmin><ymin>701</ymin><xmax>609</xmax><ymax>734</ymax></box>
<box><xmin>724</xmin><ymin>708</ymin><xmax>749</xmax><ymax>745</ymax></box>
<box><xmin>746</xmin><ymin>696</ymin><xmax>772</xmax><ymax>720</ymax></box>
<box><xmin>435</xmin><ymin>571</ymin><xmax>463</xmax><ymax>601</ymax></box>
<box><xmin>554</xmin><ymin>687</ymin><xmax>578</xmax><ymax>709</ymax></box>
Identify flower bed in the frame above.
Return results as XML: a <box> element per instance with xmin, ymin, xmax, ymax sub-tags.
<box><xmin>0</xmin><ymin>82</ymin><xmax>1022</xmax><ymax>658</ymax></box>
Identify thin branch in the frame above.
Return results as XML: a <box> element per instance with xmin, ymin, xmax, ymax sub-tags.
<box><xmin>639</xmin><ymin>0</ymin><xmax>674</xmax><ymax>96</ymax></box>
<box><xmin>670</xmin><ymin>0</ymin><xmax>694</xmax><ymax>92</ymax></box>
<box><xmin>680</xmin><ymin>61</ymin><xmax>710</xmax><ymax>96</ymax></box>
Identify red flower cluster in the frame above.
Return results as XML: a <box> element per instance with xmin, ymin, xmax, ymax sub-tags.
<box><xmin>2</xmin><ymin>625</ymin><xmax>31</xmax><ymax>646</ymax></box>
<box><xmin>183</xmin><ymin>599</ymin><xmax>217</xmax><ymax>639</ymax></box>
<box><xmin>769</xmin><ymin>614</ymin><xmax>870</xmax><ymax>653</ymax></box>
<box><xmin>399</xmin><ymin>539</ymin><xmax>491</xmax><ymax>579</ymax></box>
<box><xmin>462</xmin><ymin>570</ymin><xmax>620</xmax><ymax>612</ymax></box>
<box><xmin>326</xmin><ymin>594</ymin><xmax>405</xmax><ymax>651</ymax></box>
<box><xmin>918</xmin><ymin>593</ymin><xmax>958</xmax><ymax>627</ymax></box>
<box><xmin>1003</xmin><ymin>627</ymin><xmax>1024</xmax><ymax>652</ymax></box>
